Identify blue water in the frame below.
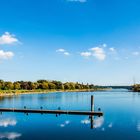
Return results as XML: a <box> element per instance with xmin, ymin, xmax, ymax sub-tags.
<box><xmin>0</xmin><ymin>90</ymin><xmax>140</xmax><ymax>140</ymax></box>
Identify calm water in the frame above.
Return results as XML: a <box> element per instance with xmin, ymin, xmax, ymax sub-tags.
<box><xmin>0</xmin><ymin>89</ymin><xmax>140</xmax><ymax>140</ymax></box>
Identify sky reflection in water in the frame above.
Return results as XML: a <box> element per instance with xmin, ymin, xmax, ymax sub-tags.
<box><xmin>0</xmin><ymin>90</ymin><xmax>140</xmax><ymax>140</ymax></box>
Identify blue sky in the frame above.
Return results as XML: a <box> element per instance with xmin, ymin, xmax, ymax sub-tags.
<box><xmin>0</xmin><ymin>0</ymin><xmax>140</xmax><ymax>85</ymax></box>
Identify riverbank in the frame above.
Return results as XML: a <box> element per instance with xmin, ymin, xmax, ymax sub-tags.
<box><xmin>0</xmin><ymin>88</ymin><xmax>109</xmax><ymax>97</ymax></box>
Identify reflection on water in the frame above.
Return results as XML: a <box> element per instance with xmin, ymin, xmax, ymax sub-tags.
<box><xmin>0</xmin><ymin>90</ymin><xmax>140</xmax><ymax>140</ymax></box>
<box><xmin>0</xmin><ymin>132</ymin><xmax>21</xmax><ymax>140</ymax></box>
<box><xmin>81</xmin><ymin>116</ymin><xmax>104</xmax><ymax>129</ymax></box>
<box><xmin>94</xmin><ymin>117</ymin><xmax>104</xmax><ymax>128</ymax></box>
<box><xmin>0</xmin><ymin>118</ymin><xmax>17</xmax><ymax>127</ymax></box>
<box><xmin>81</xmin><ymin>118</ymin><xmax>90</xmax><ymax>124</ymax></box>
<box><xmin>137</xmin><ymin>122</ymin><xmax>140</xmax><ymax>132</ymax></box>
<box><xmin>59</xmin><ymin>120</ymin><xmax>70</xmax><ymax>128</ymax></box>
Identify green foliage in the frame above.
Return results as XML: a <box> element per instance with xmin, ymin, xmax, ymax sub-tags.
<box><xmin>13</xmin><ymin>82</ymin><xmax>21</xmax><ymax>90</ymax></box>
<box><xmin>3</xmin><ymin>82</ymin><xmax>13</xmax><ymax>90</ymax></box>
<box><xmin>0</xmin><ymin>79</ymin><xmax>96</xmax><ymax>91</ymax></box>
<box><xmin>133</xmin><ymin>84</ymin><xmax>140</xmax><ymax>92</ymax></box>
<box><xmin>41</xmin><ymin>82</ymin><xmax>49</xmax><ymax>89</ymax></box>
<box><xmin>48</xmin><ymin>82</ymin><xmax>56</xmax><ymax>89</ymax></box>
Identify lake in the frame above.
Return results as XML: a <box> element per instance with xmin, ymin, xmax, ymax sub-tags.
<box><xmin>0</xmin><ymin>89</ymin><xmax>140</xmax><ymax>140</ymax></box>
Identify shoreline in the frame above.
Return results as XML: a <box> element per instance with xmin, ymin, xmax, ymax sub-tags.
<box><xmin>0</xmin><ymin>88</ymin><xmax>110</xmax><ymax>97</ymax></box>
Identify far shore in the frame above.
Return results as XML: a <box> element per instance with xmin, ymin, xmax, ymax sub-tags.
<box><xmin>0</xmin><ymin>88</ymin><xmax>110</xmax><ymax>97</ymax></box>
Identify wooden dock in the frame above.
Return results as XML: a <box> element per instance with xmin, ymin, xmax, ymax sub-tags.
<box><xmin>0</xmin><ymin>95</ymin><xmax>103</xmax><ymax>118</ymax></box>
<box><xmin>0</xmin><ymin>108</ymin><xmax>103</xmax><ymax>116</ymax></box>
<box><xmin>0</xmin><ymin>95</ymin><xmax>103</xmax><ymax>129</ymax></box>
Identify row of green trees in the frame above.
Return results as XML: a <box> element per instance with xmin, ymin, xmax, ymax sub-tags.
<box><xmin>0</xmin><ymin>80</ymin><xmax>96</xmax><ymax>90</ymax></box>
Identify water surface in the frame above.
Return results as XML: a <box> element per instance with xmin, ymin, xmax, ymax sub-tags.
<box><xmin>0</xmin><ymin>90</ymin><xmax>140</xmax><ymax>140</ymax></box>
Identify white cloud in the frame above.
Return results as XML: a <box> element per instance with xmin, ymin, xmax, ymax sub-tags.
<box><xmin>94</xmin><ymin>117</ymin><xmax>104</xmax><ymax>128</ymax></box>
<box><xmin>80</xmin><ymin>52</ymin><xmax>92</xmax><ymax>57</ymax></box>
<box><xmin>90</xmin><ymin>47</ymin><xmax>106</xmax><ymax>60</ymax></box>
<box><xmin>56</xmin><ymin>49</ymin><xmax>65</xmax><ymax>52</ymax></box>
<box><xmin>0</xmin><ymin>118</ymin><xmax>17</xmax><ymax>127</ymax></box>
<box><xmin>102</xmin><ymin>43</ymin><xmax>107</xmax><ymax>48</ymax></box>
<box><xmin>0</xmin><ymin>50</ymin><xmax>14</xmax><ymax>60</ymax></box>
<box><xmin>56</xmin><ymin>48</ymin><xmax>70</xmax><ymax>56</ymax></box>
<box><xmin>0</xmin><ymin>32</ymin><xmax>19</xmax><ymax>45</ymax></box>
<box><xmin>0</xmin><ymin>132</ymin><xmax>21</xmax><ymax>140</ymax></box>
<box><xmin>109</xmin><ymin>47</ymin><xmax>115</xmax><ymax>52</ymax></box>
<box><xmin>132</xmin><ymin>51</ymin><xmax>140</xmax><ymax>56</ymax></box>
<box><xmin>64</xmin><ymin>52</ymin><xmax>70</xmax><ymax>56</ymax></box>
<box><xmin>80</xmin><ymin>44</ymin><xmax>107</xmax><ymax>61</ymax></box>
<box><xmin>67</xmin><ymin>0</ymin><xmax>87</xmax><ymax>3</ymax></box>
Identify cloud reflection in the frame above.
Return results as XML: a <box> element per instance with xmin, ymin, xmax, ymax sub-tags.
<box><xmin>0</xmin><ymin>118</ymin><xmax>17</xmax><ymax>127</ymax></box>
<box><xmin>101</xmin><ymin>128</ymin><xmax>105</xmax><ymax>131</ymax></box>
<box><xmin>60</xmin><ymin>120</ymin><xmax>70</xmax><ymax>128</ymax></box>
<box><xmin>137</xmin><ymin>122</ymin><xmax>140</xmax><ymax>131</ymax></box>
<box><xmin>0</xmin><ymin>132</ymin><xmax>21</xmax><ymax>140</ymax></box>
<box><xmin>108</xmin><ymin>123</ymin><xmax>113</xmax><ymax>128</ymax></box>
<box><xmin>81</xmin><ymin>117</ymin><xmax>104</xmax><ymax>129</ymax></box>
<box><xmin>65</xmin><ymin>120</ymin><xmax>70</xmax><ymax>125</ymax></box>
<box><xmin>94</xmin><ymin>117</ymin><xmax>104</xmax><ymax>128</ymax></box>
<box><xmin>81</xmin><ymin>119</ymin><xmax>90</xmax><ymax>124</ymax></box>
<box><xmin>60</xmin><ymin>124</ymin><xmax>65</xmax><ymax>127</ymax></box>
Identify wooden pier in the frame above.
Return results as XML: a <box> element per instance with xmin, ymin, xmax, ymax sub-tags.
<box><xmin>0</xmin><ymin>108</ymin><xmax>103</xmax><ymax>116</ymax></box>
<box><xmin>0</xmin><ymin>95</ymin><xmax>103</xmax><ymax>116</ymax></box>
<box><xmin>0</xmin><ymin>95</ymin><xmax>103</xmax><ymax>129</ymax></box>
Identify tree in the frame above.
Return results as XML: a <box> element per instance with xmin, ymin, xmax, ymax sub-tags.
<box><xmin>64</xmin><ymin>83</ymin><xmax>71</xmax><ymax>90</ymax></box>
<box><xmin>52</xmin><ymin>81</ymin><xmax>64</xmax><ymax>89</ymax></box>
<box><xmin>48</xmin><ymin>82</ymin><xmax>56</xmax><ymax>89</ymax></box>
<box><xmin>0</xmin><ymin>79</ymin><xmax>96</xmax><ymax>92</ymax></box>
<box><xmin>3</xmin><ymin>82</ymin><xmax>13</xmax><ymax>90</ymax></box>
<box><xmin>69</xmin><ymin>82</ymin><xmax>75</xmax><ymax>90</ymax></box>
<box><xmin>30</xmin><ymin>82</ymin><xmax>38</xmax><ymax>90</ymax></box>
<box><xmin>75</xmin><ymin>82</ymin><xmax>81</xmax><ymax>89</ymax></box>
<box><xmin>89</xmin><ymin>84</ymin><xmax>94</xmax><ymax>89</ymax></box>
<box><xmin>42</xmin><ymin>82</ymin><xmax>49</xmax><ymax>89</ymax></box>
<box><xmin>13</xmin><ymin>82</ymin><xmax>21</xmax><ymax>90</ymax></box>
<box><xmin>37</xmin><ymin>80</ymin><xmax>48</xmax><ymax>83</ymax></box>
<box><xmin>0</xmin><ymin>80</ymin><xmax>4</xmax><ymax>90</ymax></box>
<box><xmin>20</xmin><ymin>81</ymin><xmax>30</xmax><ymax>90</ymax></box>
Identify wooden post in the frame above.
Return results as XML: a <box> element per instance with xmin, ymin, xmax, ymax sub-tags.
<box><xmin>90</xmin><ymin>95</ymin><xmax>94</xmax><ymax>129</ymax></box>
<box><xmin>91</xmin><ymin>95</ymin><xmax>94</xmax><ymax>112</ymax></box>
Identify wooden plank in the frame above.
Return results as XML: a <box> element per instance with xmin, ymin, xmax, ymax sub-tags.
<box><xmin>0</xmin><ymin>108</ymin><xmax>103</xmax><ymax>116</ymax></box>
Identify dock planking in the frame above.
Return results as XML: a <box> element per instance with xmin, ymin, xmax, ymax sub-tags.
<box><xmin>0</xmin><ymin>108</ymin><xmax>103</xmax><ymax>116</ymax></box>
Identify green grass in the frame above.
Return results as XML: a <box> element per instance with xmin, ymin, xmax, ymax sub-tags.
<box><xmin>0</xmin><ymin>88</ymin><xmax>109</xmax><ymax>96</ymax></box>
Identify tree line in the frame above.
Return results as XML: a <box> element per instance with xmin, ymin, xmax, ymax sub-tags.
<box><xmin>0</xmin><ymin>80</ymin><xmax>97</xmax><ymax>91</ymax></box>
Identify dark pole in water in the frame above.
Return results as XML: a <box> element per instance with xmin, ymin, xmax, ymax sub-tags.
<box><xmin>90</xmin><ymin>115</ymin><xmax>94</xmax><ymax>129</ymax></box>
<box><xmin>91</xmin><ymin>95</ymin><xmax>94</xmax><ymax>112</ymax></box>
<box><xmin>90</xmin><ymin>95</ymin><xmax>94</xmax><ymax>129</ymax></box>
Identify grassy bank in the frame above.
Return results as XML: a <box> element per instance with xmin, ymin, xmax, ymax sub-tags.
<box><xmin>0</xmin><ymin>88</ymin><xmax>109</xmax><ymax>97</ymax></box>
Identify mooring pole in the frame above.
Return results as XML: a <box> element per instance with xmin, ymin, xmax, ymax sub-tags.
<box><xmin>91</xmin><ymin>95</ymin><xmax>94</xmax><ymax>112</ymax></box>
<box><xmin>90</xmin><ymin>95</ymin><xmax>94</xmax><ymax>129</ymax></box>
